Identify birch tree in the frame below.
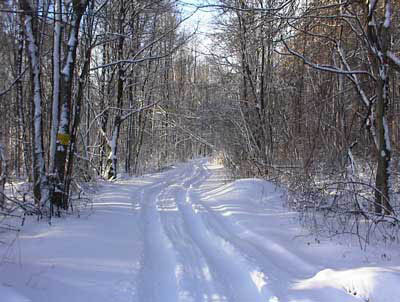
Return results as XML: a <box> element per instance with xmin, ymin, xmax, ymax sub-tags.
<box><xmin>53</xmin><ymin>0</ymin><xmax>88</xmax><ymax>209</ymax></box>
<box><xmin>15</xmin><ymin>12</ymin><xmax>31</xmax><ymax>179</ymax></box>
<box><xmin>104</xmin><ymin>0</ymin><xmax>126</xmax><ymax>180</ymax></box>
<box><xmin>49</xmin><ymin>0</ymin><xmax>62</xmax><ymax>175</ymax></box>
<box><xmin>91</xmin><ymin>0</ymin><xmax>190</xmax><ymax>179</ymax></box>
<box><xmin>19</xmin><ymin>0</ymin><xmax>47</xmax><ymax>205</ymax></box>
<box><xmin>0</xmin><ymin>142</ymin><xmax>6</xmax><ymax>209</ymax></box>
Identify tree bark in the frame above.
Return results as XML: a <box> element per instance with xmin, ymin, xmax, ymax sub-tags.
<box><xmin>49</xmin><ymin>0</ymin><xmax>62</xmax><ymax>174</ymax></box>
<box><xmin>53</xmin><ymin>0</ymin><xmax>88</xmax><ymax>209</ymax></box>
<box><xmin>0</xmin><ymin>143</ymin><xmax>6</xmax><ymax>209</ymax></box>
<box><xmin>366</xmin><ymin>1</ymin><xmax>393</xmax><ymax>215</ymax></box>
<box><xmin>15</xmin><ymin>14</ymin><xmax>31</xmax><ymax>180</ymax></box>
<box><xmin>106</xmin><ymin>0</ymin><xmax>125</xmax><ymax>180</ymax></box>
<box><xmin>19</xmin><ymin>0</ymin><xmax>46</xmax><ymax>205</ymax></box>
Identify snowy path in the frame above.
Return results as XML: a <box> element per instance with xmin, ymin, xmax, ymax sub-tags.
<box><xmin>1</xmin><ymin>159</ymin><xmax>400</xmax><ymax>302</ymax></box>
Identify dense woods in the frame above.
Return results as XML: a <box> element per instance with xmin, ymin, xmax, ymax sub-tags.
<box><xmin>1</xmin><ymin>0</ymin><xmax>400</xmax><ymax>240</ymax></box>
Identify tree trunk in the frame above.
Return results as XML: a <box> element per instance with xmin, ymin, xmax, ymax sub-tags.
<box><xmin>0</xmin><ymin>143</ymin><xmax>6</xmax><ymax>209</ymax></box>
<box><xmin>20</xmin><ymin>0</ymin><xmax>47</xmax><ymax>205</ymax></box>
<box><xmin>49</xmin><ymin>0</ymin><xmax>62</xmax><ymax>174</ymax></box>
<box><xmin>65</xmin><ymin>44</ymin><xmax>92</xmax><ymax>205</ymax></box>
<box><xmin>366</xmin><ymin>2</ymin><xmax>393</xmax><ymax>215</ymax></box>
<box><xmin>374</xmin><ymin>72</ymin><xmax>392</xmax><ymax>214</ymax></box>
<box><xmin>106</xmin><ymin>0</ymin><xmax>125</xmax><ymax>180</ymax></box>
<box><xmin>15</xmin><ymin>14</ymin><xmax>31</xmax><ymax>180</ymax></box>
<box><xmin>53</xmin><ymin>0</ymin><xmax>88</xmax><ymax>209</ymax></box>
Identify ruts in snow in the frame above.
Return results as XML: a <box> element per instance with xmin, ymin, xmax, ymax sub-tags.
<box><xmin>3</xmin><ymin>159</ymin><xmax>397</xmax><ymax>302</ymax></box>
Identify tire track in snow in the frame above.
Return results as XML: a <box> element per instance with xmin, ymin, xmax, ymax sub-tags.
<box><xmin>158</xmin><ymin>184</ymin><xmax>229</xmax><ymax>302</ymax></box>
<box><xmin>154</xmin><ymin>162</ymin><xmax>228</xmax><ymax>301</ymax></box>
<box><xmin>193</xmin><ymin>196</ymin><xmax>286</xmax><ymax>298</ymax></box>
<box><xmin>137</xmin><ymin>164</ymin><xmax>220</xmax><ymax>302</ymax></box>
<box><xmin>186</xmin><ymin>161</ymin><xmax>285</xmax><ymax>300</ymax></box>
<box><xmin>169</xmin><ymin>160</ymin><xmax>267</xmax><ymax>302</ymax></box>
<box><xmin>137</xmin><ymin>174</ymin><xmax>180</xmax><ymax>302</ymax></box>
<box><xmin>176</xmin><ymin>189</ymin><xmax>265</xmax><ymax>302</ymax></box>
<box><xmin>188</xmin><ymin>161</ymin><xmax>318</xmax><ymax>301</ymax></box>
<box><xmin>137</xmin><ymin>160</ymin><xmax>276</xmax><ymax>302</ymax></box>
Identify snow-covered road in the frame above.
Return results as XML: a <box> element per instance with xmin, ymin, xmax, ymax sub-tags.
<box><xmin>1</xmin><ymin>159</ymin><xmax>400</xmax><ymax>302</ymax></box>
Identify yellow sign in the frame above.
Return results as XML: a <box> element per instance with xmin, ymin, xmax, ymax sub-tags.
<box><xmin>57</xmin><ymin>133</ymin><xmax>70</xmax><ymax>145</ymax></box>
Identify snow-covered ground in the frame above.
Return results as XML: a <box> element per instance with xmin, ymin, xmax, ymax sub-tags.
<box><xmin>1</xmin><ymin>159</ymin><xmax>400</xmax><ymax>302</ymax></box>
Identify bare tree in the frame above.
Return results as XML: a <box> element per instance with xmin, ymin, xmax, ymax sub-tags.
<box><xmin>282</xmin><ymin>0</ymin><xmax>400</xmax><ymax>214</ymax></box>
<box><xmin>19</xmin><ymin>0</ymin><xmax>47</xmax><ymax>205</ymax></box>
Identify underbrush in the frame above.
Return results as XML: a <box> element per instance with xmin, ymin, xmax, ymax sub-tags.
<box><xmin>285</xmin><ymin>159</ymin><xmax>400</xmax><ymax>249</ymax></box>
<box><xmin>0</xmin><ymin>178</ymin><xmax>96</xmax><ymax>245</ymax></box>
<box><xmin>219</xmin><ymin>152</ymin><xmax>400</xmax><ymax>249</ymax></box>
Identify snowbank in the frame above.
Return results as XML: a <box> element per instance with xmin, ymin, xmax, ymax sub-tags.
<box><xmin>0</xmin><ymin>285</ymin><xmax>31</xmax><ymax>302</ymax></box>
<box><xmin>1</xmin><ymin>159</ymin><xmax>399</xmax><ymax>302</ymax></box>
<box><xmin>294</xmin><ymin>267</ymin><xmax>400</xmax><ymax>302</ymax></box>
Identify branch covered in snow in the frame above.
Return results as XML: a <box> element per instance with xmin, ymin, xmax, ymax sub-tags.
<box><xmin>0</xmin><ymin>66</ymin><xmax>29</xmax><ymax>97</ymax></box>
<box><xmin>280</xmin><ymin>37</ymin><xmax>374</xmax><ymax>77</ymax></box>
<box><xmin>194</xmin><ymin>0</ymin><xmax>294</xmax><ymax>13</ymax></box>
<box><xmin>387</xmin><ymin>51</ymin><xmax>400</xmax><ymax>73</ymax></box>
<box><xmin>91</xmin><ymin>9</ymin><xmax>197</xmax><ymax>71</ymax></box>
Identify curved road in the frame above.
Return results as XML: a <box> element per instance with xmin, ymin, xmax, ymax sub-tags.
<box><xmin>129</xmin><ymin>159</ymin><xmax>358</xmax><ymax>302</ymax></box>
<box><xmin>1</xmin><ymin>159</ymin><xmax>363</xmax><ymax>302</ymax></box>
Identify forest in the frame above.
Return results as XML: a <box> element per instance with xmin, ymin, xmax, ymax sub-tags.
<box><xmin>0</xmin><ymin>0</ymin><xmax>400</xmax><ymax>241</ymax></box>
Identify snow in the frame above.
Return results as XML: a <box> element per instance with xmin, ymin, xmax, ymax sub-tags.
<box><xmin>61</xmin><ymin>52</ymin><xmax>73</xmax><ymax>77</ymax></box>
<box><xmin>110</xmin><ymin>126</ymin><xmax>118</xmax><ymax>159</ymax></box>
<box><xmin>383</xmin><ymin>1</ymin><xmax>392</xmax><ymax>28</ymax></box>
<box><xmin>61</xmin><ymin>25</ymin><xmax>77</xmax><ymax>77</ymax></box>
<box><xmin>67</xmin><ymin>35</ymin><xmax>77</xmax><ymax>48</ymax></box>
<box><xmin>0</xmin><ymin>285</ymin><xmax>30</xmax><ymax>302</ymax></box>
<box><xmin>379</xmin><ymin>64</ymin><xmax>387</xmax><ymax>80</ymax></box>
<box><xmin>24</xmin><ymin>13</ymin><xmax>46</xmax><ymax>203</ymax></box>
<box><xmin>383</xmin><ymin>117</ymin><xmax>391</xmax><ymax>152</ymax></box>
<box><xmin>1</xmin><ymin>159</ymin><xmax>400</xmax><ymax>302</ymax></box>
<box><xmin>49</xmin><ymin>0</ymin><xmax>62</xmax><ymax>173</ymax></box>
<box><xmin>388</xmin><ymin>51</ymin><xmax>400</xmax><ymax>68</ymax></box>
<box><xmin>294</xmin><ymin>267</ymin><xmax>400</xmax><ymax>302</ymax></box>
<box><xmin>58</xmin><ymin>103</ymin><xmax>69</xmax><ymax>133</ymax></box>
<box><xmin>369</xmin><ymin>0</ymin><xmax>377</xmax><ymax>16</ymax></box>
